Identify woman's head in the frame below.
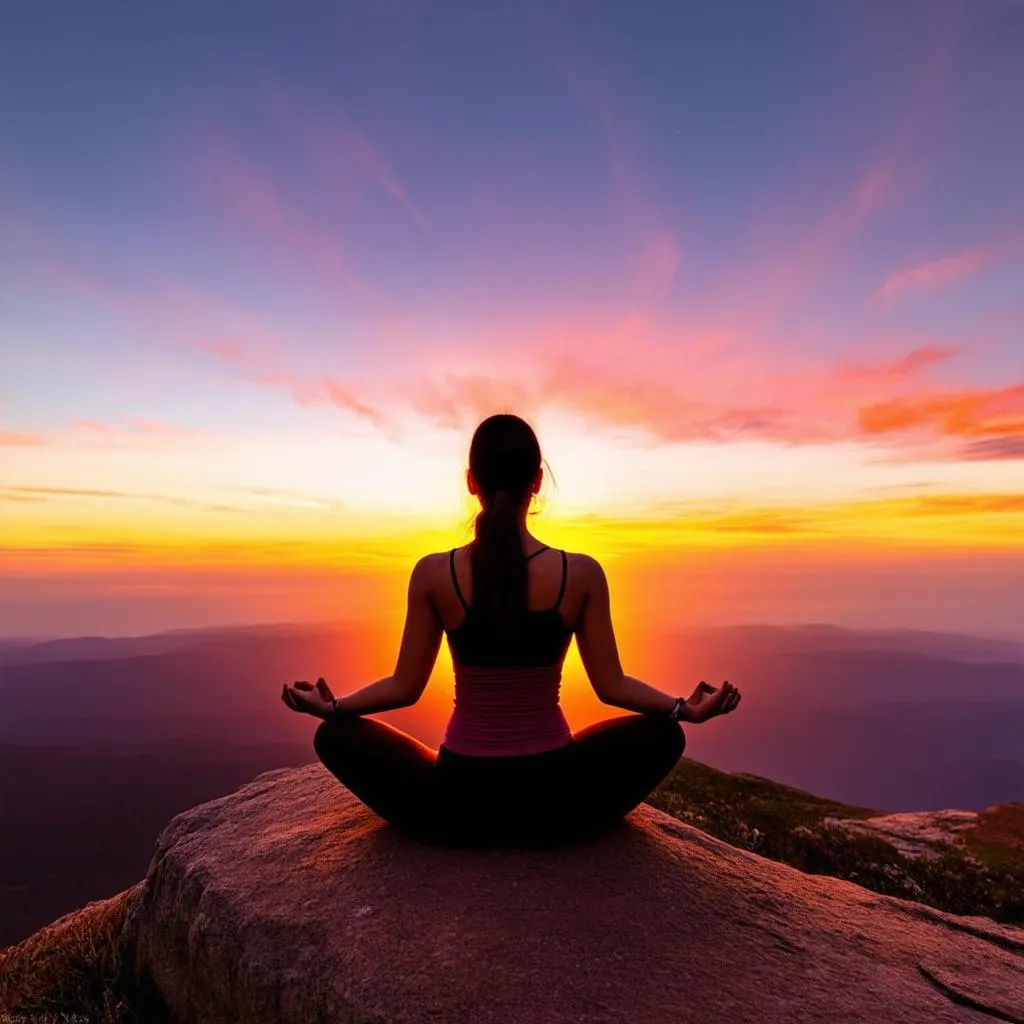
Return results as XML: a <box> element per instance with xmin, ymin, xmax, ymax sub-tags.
<box><xmin>466</xmin><ymin>414</ymin><xmax>544</xmax><ymax>641</ymax></box>
<box><xmin>467</xmin><ymin>413</ymin><xmax>542</xmax><ymax>513</ymax></box>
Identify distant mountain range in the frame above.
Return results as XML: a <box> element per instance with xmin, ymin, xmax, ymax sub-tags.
<box><xmin>0</xmin><ymin>621</ymin><xmax>1021</xmax><ymax>946</ymax></box>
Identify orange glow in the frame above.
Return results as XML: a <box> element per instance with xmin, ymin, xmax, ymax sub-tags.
<box><xmin>4</xmin><ymin>490</ymin><xmax>1024</xmax><ymax>575</ymax></box>
<box><xmin>859</xmin><ymin>385</ymin><xmax>1024</xmax><ymax>438</ymax></box>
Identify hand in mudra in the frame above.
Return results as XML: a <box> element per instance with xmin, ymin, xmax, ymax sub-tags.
<box><xmin>281</xmin><ymin>677</ymin><xmax>335</xmax><ymax>719</ymax></box>
<box><xmin>685</xmin><ymin>680</ymin><xmax>741</xmax><ymax>723</ymax></box>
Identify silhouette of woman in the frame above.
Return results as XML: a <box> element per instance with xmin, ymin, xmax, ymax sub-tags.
<box><xmin>281</xmin><ymin>413</ymin><xmax>741</xmax><ymax>846</ymax></box>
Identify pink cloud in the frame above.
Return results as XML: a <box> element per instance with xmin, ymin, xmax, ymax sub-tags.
<box><xmin>405</xmin><ymin>375</ymin><xmax>537</xmax><ymax>430</ymax></box>
<box><xmin>1</xmin><ymin>212</ymin><xmax>118</xmax><ymax>306</ymax></box>
<box><xmin>68</xmin><ymin>418</ymin><xmax>200</xmax><ymax>441</ymax></box>
<box><xmin>877</xmin><ymin>226</ymin><xmax>1024</xmax><ymax>303</ymax></box>
<box><xmin>686</xmin><ymin>158</ymin><xmax>915</xmax><ymax>340</ymax></box>
<box><xmin>197</xmin><ymin>133</ymin><xmax>361</xmax><ymax>298</ymax></box>
<box><xmin>126</xmin><ymin>419</ymin><xmax>198</xmax><ymax>438</ymax></box>
<box><xmin>554</xmin><ymin>55</ymin><xmax>682</xmax><ymax>300</ymax></box>
<box><xmin>192</xmin><ymin>126</ymin><xmax>411</xmax><ymax>325</ymax></box>
<box><xmin>192</xmin><ymin>336</ymin><xmax>264</xmax><ymax>366</ymax></box>
<box><xmin>300</xmin><ymin>377</ymin><xmax>386</xmax><ymax>426</ymax></box>
<box><xmin>395</xmin><ymin>346</ymin><xmax>828</xmax><ymax>446</ymax></box>
<box><xmin>859</xmin><ymin>384</ymin><xmax>1024</xmax><ymax>438</ymax></box>
<box><xmin>197</xmin><ymin>338</ymin><xmax>387</xmax><ymax>428</ymax></box>
<box><xmin>637</xmin><ymin>230</ymin><xmax>681</xmax><ymax>295</ymax></box>
<box><xmin>261</xmin><ymin>86</ymin><xmax>425</xmax><ymax>230</ymax></box>
<box><xmin>338</xmin><ymin>120</ymin><xmax>426</xmax><ymax>229</ymax></box>
<box><xmin>387</xmin><ymin>329</ymin><xmax>1007</xmax><ymax>454</ymax></box>
<box><xmin>71</xmin><ymin>418</ymin><xmax>120</xmax><ymax>434</ymax></box>
<box><xmin>836</xmin><ymin>344</ymin><xmax>957</xmax><ymax>381</ymax></box>
<box><xmin>0</xmin><ymin>430</ymin><xmax>50</xmax><ymax>447</ymax></box>
<box><xmin>958</xmin><ymin>436</ymin><xmax>1024</xmax><ymax>461</ymax></box>
<box><xmin>878</xmin><ymin>247</ymin><xmax>990</xmax><ymax>300</ymax></box>
<box><xmin>758</xmin><ymin>162</ymin><xmax>912</xmax><ymax>312</ymax></box>
<box><xmin>181</xmin><ymin>278</ymin><xmax>1014</xmax><ymax>459</ymax></box>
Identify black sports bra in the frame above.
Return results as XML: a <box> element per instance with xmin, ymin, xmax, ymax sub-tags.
<box><xmin>446</xmin><ymin>546</ymin><xmax>573</xmax><ymax>668</ymax></box>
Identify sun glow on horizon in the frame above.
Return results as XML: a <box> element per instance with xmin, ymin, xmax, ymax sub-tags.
<box><xmin>2</xmin><ymin>1</ymin><xmax>1023</xmax><ymax>635</ymax></box>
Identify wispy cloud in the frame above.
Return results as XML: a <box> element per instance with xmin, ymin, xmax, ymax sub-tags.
<box><xmin>2</xmin><ymin>417</ymin><xmax>205</xmax><ymax>452</ymax></box>
<box><xmin>0</xmin><ymin>430</ymin><xmax>50</xmax><ymax>447</ymax></box>
<box><xmin>555</xmin><ymin>53</ymin><xmax>682</xmax><ymax>299</ymax></box>
<box><xmin>192</xmin><ymin>336</ymin><xmax>264</xmax><ymax>366</ymax></box>
<box><xmin>859</xmin><ymin>384</ymin><xmax>1024</xmax><ymax>439</ymax></box>
<box><xmin>127</xmin><ymin>418</ymin><xmax>196</xmax><ymax>438</ymax></box>
<box><xmin>191</xmin><ymin>104</ymin><xmax>420</xmax><ymax>323</ymax></box>
<box><xmin>241</xmin><ymin>487</ymin><xmax>339</xmax><ymax>510</ymax></box>
<box><xmin>878</xmin><ymin>246</ymin><xmax>990</xmax><ymax>300</ymax></box>
<box><xmin>70</xmin><ymin>418</ymin><xmax>198</xmax><ymax>439</ymax></box>
<box><xmin>329</xmin><ymin>116</ymin><xmax>425</xmax><ymax>230</ymax></box>
<box><xmin>957</xmin><ymin>436</ymin><xmax>1024</xmax><ymax>461</ymax></box>
<box><xmin>0</xmin><ymin>485</ymin><xmax>245</xmax><ymax>511</ymax></box>
<box><xmin>836</xmin><ymin>344</ymin><xmax>957</xmax><ymax>381</ymax></box>
<box><xmin>878</xmin><ymin>227</ymin><xmax>1024</xmax><ymax>302</ymax></box>
<box><xmin>404</xmin><ymin>373</ymin><xmax>538</xmax><ymax>431</ymax></box>
<box><xmin>199</xmin><ymin>132</ymin><xmax>356</xmax><ymax>294</ymax></box>
<box><xmin>263</xmin><ymin>85</ymin><xmax>426</xmax><ymax>230</ymax></box>
<box><xmin>910</xmin><ymin>493</ymin><xmax>1024</xmax><ymax>516</ymax></box>
<box><xmin>393</xmin><ymin>334</ymin><xmax>968</xmax><ymax>448</ymax></box>
<box><xmin>197</xmin><ymin>336</ymin><xmax>387</xmax><ymax>428</ymax></box>
<box><xmin>2</xmin><ymin>486</ymin><xmax>138</xmax><ymax>499</ymax></box>
<box><xmin>290</xmin><ymin>375</ymin><xmax>386</xmax><ymax>426</ymax></box>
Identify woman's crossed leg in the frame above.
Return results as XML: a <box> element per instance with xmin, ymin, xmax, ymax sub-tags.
<box><xmin>312</xmin><ymin>712</ymin><xmax>685</xmax><ymax>846</ymax></box>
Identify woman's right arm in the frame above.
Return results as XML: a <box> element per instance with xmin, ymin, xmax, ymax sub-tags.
<box><xmin>574</xmin><ymin>555</ymin><xmax>680</xmax><ymax>715</ymax></box>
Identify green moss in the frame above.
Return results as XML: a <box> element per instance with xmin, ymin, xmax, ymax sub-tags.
<box><xmin>649</xmin><ymin>757</ymin><xmax>1024</xmax><ymax>924</ymax></box>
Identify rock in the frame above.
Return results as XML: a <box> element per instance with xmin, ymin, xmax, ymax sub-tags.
<box><xmin>122</xmin><ymin>763</ymin><xmax>1024</xmax><ymax>1024</ymax></box>
<box><xmin>824</xmin><ymin>810</ymin><xmax>981</xmax><ymax>858</ymax></box>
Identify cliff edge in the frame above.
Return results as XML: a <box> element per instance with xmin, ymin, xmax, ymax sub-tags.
<box><xmin>104</xmin><ymin>762</ymin><xmax>1024</xmax><ymax>1024</ymax></box>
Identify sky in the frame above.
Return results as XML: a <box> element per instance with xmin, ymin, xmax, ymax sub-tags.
<box><xmin>1</xmin><ymin>0</ymin><xmax>1023</xmax><ymax>639</ymax></box>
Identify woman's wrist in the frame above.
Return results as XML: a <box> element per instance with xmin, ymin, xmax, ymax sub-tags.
<box><xmin>667</xmin><ymin>696</ymin><xmax>688</xmax><ymax>722</ymax></box>
<box><xmin>324</xmin><ymin>696</ymin><xmax>345</xmax><ymax>719</ymax></box>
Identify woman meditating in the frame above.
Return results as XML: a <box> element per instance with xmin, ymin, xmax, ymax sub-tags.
<box><xmin>281</xmin><ymin>413</ymin><xmax>741</xmax><ymax>846</ymax></box>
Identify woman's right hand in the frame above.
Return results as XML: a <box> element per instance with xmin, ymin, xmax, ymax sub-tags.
<box><xmin>683</xmin><ymin>680</ymin><xmax>741</xmax><ymax>723</ymax></box>
<box><xmin>281</xmin><ymin>677</ymin><xmax>336</xmax><ymax>718</ymax></box>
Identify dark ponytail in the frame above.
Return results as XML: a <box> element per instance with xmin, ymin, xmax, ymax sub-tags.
<box><xmin>467</xmin><ymin>415</ymin><xmax>543</xmax><ymax>647</ymax></box>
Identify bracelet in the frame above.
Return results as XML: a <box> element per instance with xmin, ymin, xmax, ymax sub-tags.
<box><xmin>326</xmin><ymin>697</ymin><xmax>345</xmax><ymax>718</ymax></box>
<box><xmin>668</xmin><ymin>697</ymin><xmax>687</xmax><ymax>722</ymax></box>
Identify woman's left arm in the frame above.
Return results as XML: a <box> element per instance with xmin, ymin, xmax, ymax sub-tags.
<box><xmin>284</xmin><ymin>556</ymin><xmax>443</xmax><ymax>718</ymax></box>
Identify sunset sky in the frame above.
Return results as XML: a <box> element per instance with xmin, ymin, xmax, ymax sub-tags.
<box><xmin>2</xmin><ymin>1</ymin><xmax>1023</xmax><ymax>639</ymax></box>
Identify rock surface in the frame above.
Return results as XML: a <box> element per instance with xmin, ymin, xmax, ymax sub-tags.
<box><xmin>122</xmin><ymin>763</ymin><xmax>1024</xmax><ymax>1024</ymax></box>
<box><xmin>825</xmin><ymin>809</ymin><xmax>981</xmax><ymax>858</ymax></box>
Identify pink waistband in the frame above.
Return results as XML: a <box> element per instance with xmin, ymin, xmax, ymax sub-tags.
<box><xmin>442</xmin><ymin>661</ymin><xmax>572</xmax><ymax>757</ymax></box>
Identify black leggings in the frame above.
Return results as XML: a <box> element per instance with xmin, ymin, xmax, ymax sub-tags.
<box><xmin>312</xmin><ymin>712</ymin><xmax>685</xmax><ymax>847</ymax></box>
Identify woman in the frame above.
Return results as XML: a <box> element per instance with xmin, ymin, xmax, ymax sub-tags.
<box><xmin>281</xmin><ymin>413</ymin><xmax>741</xmax><ymax>847</ymax></box>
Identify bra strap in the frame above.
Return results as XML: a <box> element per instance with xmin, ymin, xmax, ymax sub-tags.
<box><xmin>450</xmin><ymin>548</ymin><xmax>468</xmax><ymax>611</ymax></box>
<box><xmin>553</xmin><ymin>549</ymin><xmax>568</xmax><ymax>611</ymax></box>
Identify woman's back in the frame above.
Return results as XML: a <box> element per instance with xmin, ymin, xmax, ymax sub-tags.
<box><xmin>437</xmin><ymin>543</ymin><xmax>577</xmax><ymax>756</ymax></box>
<box><xmin>445</xmin><ymin>543</ymin><xmax>574</xmax><ymax>666</ymax></box>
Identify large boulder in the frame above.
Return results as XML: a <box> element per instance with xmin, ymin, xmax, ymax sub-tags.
<box><xmin>122</xmin><ymin>763</ymin><xmax>1024</xmax><ymax>1024</ymax></box>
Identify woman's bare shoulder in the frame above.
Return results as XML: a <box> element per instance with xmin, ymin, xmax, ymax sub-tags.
<box><xmin>409</xmin><ymin>550</ymin><xmax>453</xmax><ymax>582</ymax></box>
<box><xmin>564</xmin><ymin>550</ymin><xmax>603</xmax><ymax>584</ymax></box>
<box><xmin>417</xmin><ymin>546</ymin><xmax>599</xmax><ymax>576</ymax></box>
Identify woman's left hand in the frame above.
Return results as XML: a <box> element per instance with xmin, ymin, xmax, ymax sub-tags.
<box><xmin>281</xmin><ymin>677</ymin><xmax>336</xmax><ymax>719</ymax></box>
<box><xmin>683</xmin><ymin>680</ymin><xmax>741</xmax><ymax>723</ymax></box>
